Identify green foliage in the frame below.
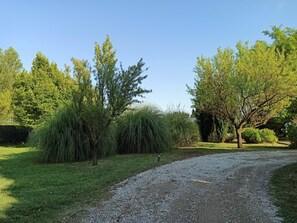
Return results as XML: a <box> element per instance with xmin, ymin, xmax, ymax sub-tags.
<box><xmin>263</xmin><ymin>117</ymin><xmax>288</xmax><ymax>137</ymax></box>
<box><xmin>270</xmin><ymin>163</ymin><xmax>297</xmax><ymax>223</ymax></box>
<box><xmin>263</xmin><ymin>26</ymin><xmax>297</xmax><ymax>55</ymax></box>
<box><xmin>29</xmin><ymin>105</ymin><xmax>93</xmax><ymax>162</ymax></box>
<box><xmin>0</xmin><ymin>47</ymin><xmax>22</xmax><ymax>123</ymax></box>
<box><xmin>242</xmin><ymin>128</ymin><xmax>261</xmax><ymax>144</ymax></box>
<box><xmin>165</xmin><ymin>111</ymin><xmax>200</xmax><ymax>146</ymax></box>
<box><xmin>0</xmin><ymin>125</ymin><xmax>31</xmax><ymax>144</ymax></box>
<box><xmin>195</xmin><ymin>111</ymin><xmax>213</xmax><ymax>142</ymax></box>
<box><xmin>189</xmin><ymin>40</ymin><xmax>297</xmax><ymax>148</ymax></box>
<box><xmin>71</xmin><ymin>36</ymin><xmax>150</xmax><ymax>164</ymax></box>
<box><xmin>264</xmin><ymin>26</ymin><xmax>297</xmax><ymax>123</ymax></box>
<box><xmin>195</xmin><ymin>110</ymin><xmax>232</xmax><ymax>143</ymax></box>
<box><xmin>259</xmin><ymin>128</ymin><xmax>278</xmax><ymax>143</ymax></box>
<box><xmin>286</xmin><ymin>99</ymin><xmax>297</xmax><ymax>122</ymax></box>
<box><xmin>242</xmin><ymin>128</ymin><xmax>278</xmax><ymax>144</ymax></box>
<box><xmin>117</xmin><ymin>106</ymin><xmax>171</xmax><ymax>154</ymax></box>
<box><xmin>287</xmin><ymin>123</ymin><xmax>297</xmax><ymax>149</ymax></box>
<box><xmin>30</xmin><ymin>37</ymin><xmax>149</xmax><ymax>164</ymax></box>
<box><xmin>12</xmin><ymin>53</ymin><xmax>75</xmax><ymax>127</ymax></box>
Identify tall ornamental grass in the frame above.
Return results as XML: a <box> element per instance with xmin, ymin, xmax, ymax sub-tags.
<box><xmin>117</xmin><ymin>106</ymin><xmax>172</xmax><ymax>154</ymax></box>
<box><xmin>30</xmin><ymin>105</ymin><xmax>116</xmax><ymax>162</ymax></box>
<box><xmin>30</xmin><ymin>105</ymin><xmax>92</xmax><ymax>162</ymax></box>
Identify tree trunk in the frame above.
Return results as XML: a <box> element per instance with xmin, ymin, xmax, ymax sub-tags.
<box><xmin>91</xmin><ymin>139</ymin><xmax>98</xmax><ymax>166</ymax></box>
<box><xmin>92</xmin><ymin>148</ymin><xmax>97</xmax><ymax>165</ymax></box>
<box><xmin>235</xmin><ymin>126</ymin><xmax>243</xmax><ymax>149</ymax></box>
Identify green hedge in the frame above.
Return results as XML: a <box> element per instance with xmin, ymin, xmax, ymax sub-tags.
<box><xmin>0</xmin><ymin>125</ymin><xmax>32</xmax><ymax>144</ymax></box>
<box><xmin>242</xmin><ymin>127</ymin><xmax>278</xmax><ymax>144</ymax></box>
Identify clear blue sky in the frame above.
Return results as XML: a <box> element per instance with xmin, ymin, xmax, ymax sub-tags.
<box><xmin>1</xmin><ymin>0</ymin><xmax>297</xmax><ymax>113</ymax></box>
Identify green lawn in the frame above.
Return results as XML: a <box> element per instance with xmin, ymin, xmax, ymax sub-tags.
<box><xmin>0</xmin><ymin>142</ymin><xmax>289</xmax><ymax>223</ymax></box>
<box><xmin>270</xmin><ymin>163</ymin><xmax>297</xmax><ymax>223</ymax></box>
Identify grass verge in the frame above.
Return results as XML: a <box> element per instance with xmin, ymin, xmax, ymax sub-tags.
<box><xmin>270</xmin><ymin>163</ymin><xmax>297</xmax><ymax>223</ymax></box>
<box><xmin>0</xmin><ymin>142</ymin><xmax>289</xmax><ymax>223</ymax></box>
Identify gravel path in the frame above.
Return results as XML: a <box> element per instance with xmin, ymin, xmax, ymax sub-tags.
<box><xmin>82</xmin><ymin>151</ymin><xmax>297</xmax><ymax>223</ymax></box>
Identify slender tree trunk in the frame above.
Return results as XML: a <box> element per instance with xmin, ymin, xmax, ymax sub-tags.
<box><xmin>235</xmin><ymin>126</ymin><xmax>243</xmax><ymax>149</ymax></box>
<box><xmin>92</xmin><ymin>146</ymin><xmax>97</xmax><ymax>165</ymax></box>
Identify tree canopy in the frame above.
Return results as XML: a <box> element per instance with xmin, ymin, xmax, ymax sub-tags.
<box><xmin>189</xmin><ymin>41</ymin><xmax>297</xmax><ymax>148</ymax></box>
<box><xmin>13</xmin><ymin>53</ymin><xmax>75</xmax><ymax>126</ymax></box>
<box><xmin>264</xmin><ymin>26</ymin><xmax>297</xmax><ymax>122</ymax></box>
<box><xmin>0</xmin><ymin>47</ymin><xmax>22</xmax><ymax>123</ymax></box>
<box><xmin>72</xmin><ymin>36</ymin><xmax>151</xmax><ymax>165</ymax></box>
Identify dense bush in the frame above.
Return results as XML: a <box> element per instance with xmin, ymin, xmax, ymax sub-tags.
<box><xmin>117</xmin><ymin>106</ymin><xmax>172</xmax><ymax>154</ymax></box>
<box><xmin>242</xmin><ymin>128</ymin><xmax>261</xmax><ymax>143</ymax></box>
<box><xmin>165</xmin><ymin>111</ymin><xmax>200</xmax><ymax>147</ymax></box>
<box><xmin>195</xmin><ymin>111</ymin><xmax>228</xmax><ymax>142</ymax></box>
<box><xmin>0</xmin><ymin>125</ymin><xmax>31</xmax><ymax>144</ymax></box>
<box><xmin>259</xmin><ymin>128</ymin><xmax>278</xmax><ymax>143</ymax></box>
<box><xmin>30</xmin><ymin>105</ymin><xmax>116</xmax><ymax>162</ymax></box>
<box><xmin>287</xmin><ymin>123</ymin><xmax>297</xmax><ymax>149</ymax></box>
<box><xmin>242</xmin><ymin>127</ymin><xmax>278</xmax><ymax>144</ymax></box>
<box><xmin>261</xmin><ymin>117</ymin><xmax>288</xmax><ymax>138</ymax></box>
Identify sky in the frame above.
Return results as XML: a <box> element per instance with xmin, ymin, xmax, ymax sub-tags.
<box><xmin>1</xmin><ymin>0</ymin><xmax>297</xmax><ymax>113</ymax></box>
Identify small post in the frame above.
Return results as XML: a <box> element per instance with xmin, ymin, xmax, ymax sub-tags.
<box><xmin>157</xmin><ymin>154</ymin><xmax>160</xmax><ymax>162</ymax></box>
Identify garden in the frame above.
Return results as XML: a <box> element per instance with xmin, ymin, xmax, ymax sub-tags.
<box><xmin>0</xmin><ymin>26</ymin><xmax>297</xmax><ymax>223</ymax></box>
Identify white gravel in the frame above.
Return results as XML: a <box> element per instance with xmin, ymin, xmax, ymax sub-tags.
<box><xmin>82</xmin><ymin>151</ymin><xmax>297</xmax><ymax>223</ymax></box>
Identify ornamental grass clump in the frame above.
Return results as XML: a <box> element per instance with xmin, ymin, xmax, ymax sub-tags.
<box><xmin>117</xmin><ymin>106</ymin><xmax>172</xmax><ymax>154</ymax></box>
<box><xmin>30</xmin><ymin>104</ymin><xmax>117</xmax><ymax>163</ymax></box>
<box><xmin>30</xmin><ymin>105</ymin><xmax>92</xmax><ymax>162</ymax></box>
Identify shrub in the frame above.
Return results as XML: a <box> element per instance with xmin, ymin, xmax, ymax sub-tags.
<box><xmin>30</xmin><ymin>105</ymin><xmax>116</xmax><ymax>162</ymax></box>
<box><xmin>117</xmin><ymin>106</ymin><xmax>172</xmax><ymax>154</ymax></box>
<box><xmin>259</xmin><ymin>128</ymin><xmax>278</xmax><ymax>143</ymax></box>
<box><xmin>165</xmin><ymin>111</ymin><xmax>200</xmax><ymax>147</ymax></box>
<box><xmin>195</xmin><ymin>111</ymin><xmax>228</xmax><ymax>142</ymax></box>
<box><xmin>287</xmin><ymin>123</ymin><xmax>297</xmax><ymax>149</ymax></box>
<box><xmin>242</xmin><ymin>128</ymin><xmax>261</xmax><ymax>143</ymax></box>
<box><xmin>0</xmin><ymin>125</ymin><xmax>31</xmax><ymax>144</ymax></box>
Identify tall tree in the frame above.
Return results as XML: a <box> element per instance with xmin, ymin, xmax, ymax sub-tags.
<box><xmin>189</xmin><ymin>41</ymin><xmax>297</xmax><ymax>148</ymax></box>
<box><xmin>0</xmin><ymin>47</ymin><xmax>22</xmax><ymax>123</ymax></box>
<box><xmin>72</xmin><ymin>36</ymin><xmax>151</xmax><ymax>165</ymax></box>
<box><xmin>263</xmin><ymin>26</ymin><xmax>297</xmax><ymax>55</ymax></box>
<box><xmin>13</xmin><ymin>53</ymin><xmax>75</xmax><ymax>126</ymax></box>
<box><xmin>264</xmin><ymin>26</ymin><xmax>297</xmax><ymax>122</ymax></box>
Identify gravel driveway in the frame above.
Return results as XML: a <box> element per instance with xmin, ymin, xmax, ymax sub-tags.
<box><xmin>82</xmin><ymin>151</ymin><xmax>297</xmax><ymax>223</ymax></box>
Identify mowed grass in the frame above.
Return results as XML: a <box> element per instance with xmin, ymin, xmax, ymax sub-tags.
<box><xmin>0</xmin><ymin>142</ymin><xmax>289</xmax><ymax>223</ymax></box>
<box><xmin>270</xmin><ymin>163</ymin><xmax>297</xmax><ymax>223</ymax></box>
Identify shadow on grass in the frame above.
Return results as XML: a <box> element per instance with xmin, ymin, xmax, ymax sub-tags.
<box><xmin>0</xmin><ymin>149</ymin><xmax>45</xmax><ymax>223</ymax></box>
<box><xmin>0</xmin><ymin>143</ymin><xmax>291</xmax><ymax>223</ymax></box>
<box><xmin>0</xmin><ymin>147</ymin><xmax>184</xmax><ymax>223</ymax></box>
